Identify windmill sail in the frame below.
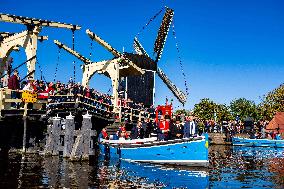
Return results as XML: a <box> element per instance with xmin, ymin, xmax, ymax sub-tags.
<box><xmin>157</xmin><ymin>67</ymin><xmax>187</xmax><ymax>105</ymax></box>
<box><xmin>153</xmin><ymin>8</ymin><xmax>174</xmax><ymax>63</ymax></box>
<box><xmin>133</xmin><ymin>37</ymin><xmax>149</xmax><ymax>57</ymax></box>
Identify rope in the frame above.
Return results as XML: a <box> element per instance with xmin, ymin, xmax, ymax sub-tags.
<box><xmin>171</xmin><ymin>18</ymin><xmax>189</xmax><ymax>97</ymax></box>
<box><xmin>135</xmin><ymin>7</ymin><xmax>165</xmax><ymax>39</ymax></box>
<box><xmin>54</xmin><ymin>48</ymin><xmax>61</xmax><ymax>82</ymax></box>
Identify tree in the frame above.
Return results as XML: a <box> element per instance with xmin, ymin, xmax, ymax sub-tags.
<box><xmin>216</xmin><ymin>104</ymin><xmax>233</xmax><ymax>121</ymax></box>
<box><xmin>175</xmin><ymin>109</ymin><xmax>190</xmax><ymax>116</ymax></box>
<box><xmin>229</xmin><ymin>98</ymin><xmax>258</xmax><ymax>121</ymax></box>
<box><xmin>259</xmin><ymin>84</ymin><xmax>284</xmax><ymax>120</ymax></box>
<box><xmin>193</xmin><ymin>98</ymin><xmax>216</xmax><ymax>120</ymax></box>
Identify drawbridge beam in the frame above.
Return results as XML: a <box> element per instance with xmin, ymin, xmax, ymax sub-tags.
<box><xmin>0</xmin><ymin>13</ymin><xmax>81</xmax><ymax>79</ymax></box>
<box><xmin>0</xmin><ymin>13</ymin><xmax>81</xmax><ymax>30</ymax></box>
<box><xmin>54</xmin><ymin>40</ymin><xmax>93</xmax><ymax>65</ymax></box>
<box><xmin>86</xmin><ymin>29</ymin><xmax>144</xmax><ymax>76</ymax></box>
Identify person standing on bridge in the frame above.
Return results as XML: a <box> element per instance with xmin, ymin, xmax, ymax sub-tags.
<box><xmin>99</xmin><ymin>128</ymin><xmax>109</xmax><ymax>140</ymax></box>
<box><xmin>8</xmin><ymin>70</ymin><xmax>20</xmax><ymax>108</ymax></box>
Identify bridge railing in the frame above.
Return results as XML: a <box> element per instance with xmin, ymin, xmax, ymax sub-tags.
<box><xmin>119</xmin><ymin>105</ymin><xmax>156</xmax><ymax>123</ymax></box>
<box><xmin>0</xmin><ymin>88</ymin><xmax>48</xmax><ymax>111</ymax></box>
<box><xmin>48</xmin><ymin>94</ymin><xmax>115</xmax><ymax>119</ymax></box>
<box><xmin>0</xmin><ymin>87</ymin><xmax>156</xmax><ymax>122</ymax></box>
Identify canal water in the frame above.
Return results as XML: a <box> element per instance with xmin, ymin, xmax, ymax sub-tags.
<box><xmin>0</xmin><ymin>145</ymin><xmax>283</xmax><ymax>188</ymax></box>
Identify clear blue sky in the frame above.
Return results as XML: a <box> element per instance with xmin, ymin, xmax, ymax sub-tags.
<box><xmin>1</xmin><ymin>0</ymin><xmax>284</xmax><ymax>110</ymax></box>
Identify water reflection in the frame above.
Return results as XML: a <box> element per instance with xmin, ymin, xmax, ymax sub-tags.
<box><xmin>209</xmin><ymin>145</ymin><xmax>284</xmax><ymax>189</ymax></box>
<box><xmin>0</xmin><ymin>146</ymin><xmax>283</xmax><ymax>188</ymax></box>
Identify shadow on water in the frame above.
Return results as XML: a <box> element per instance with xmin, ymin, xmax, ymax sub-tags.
<box><xmin>0</xmin><ymin>146</ymin><xmax>284</xmax><ymax>188</ymax></box>
<box><xmin>0</xmin><ymin>151</ymin><xmax>209</xmax><ymax>188</ymax></box>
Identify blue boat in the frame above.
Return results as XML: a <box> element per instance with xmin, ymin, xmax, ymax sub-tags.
<box><xmin>100</xmin><ymin>134</ymin><xmax>209</xmax><ymax>167</ymax></box>
<box><xmin>232</xmin><ymin>137</ymin><xmax>284</xmax><ymax>148</ymax></box>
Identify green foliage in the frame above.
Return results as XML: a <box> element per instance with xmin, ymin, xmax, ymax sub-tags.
<box><xmin>229</xmin><ymin>98</ymin><xmax>258</xmax><ymax>121</ymax></box>
<box><xmin>192</xmin><ymin>98</ymin><xmax>232</xmax><ymax>122</ymax></box>
<box><xmin>175</xmin><ymin>109</ymin><xmax>189</xmax><ymax>116</ymax></box>
<box><xmin>193</xmin><ymin>98</ymin><xmax>216</xmax><ymax>120</ymax></box>
<box><xmin>216</xmin><ymin>104</ymin><xmax>234</xmax><ymax>121</ymax></box>
<box><xmin>182</xmin><ymin>84</ymin><xmax>284</xmax><ymax>122</ymax></box>
<box><xmin>259</xmin><ymin>84</ymin><xmax>284</xmax><ymax>120</ymax></box>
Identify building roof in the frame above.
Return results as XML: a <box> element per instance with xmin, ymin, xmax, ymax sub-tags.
<box><xmin>266</xmin><ymin>112</ymin><xmax>284</xmax><ymax>133</ymax></box>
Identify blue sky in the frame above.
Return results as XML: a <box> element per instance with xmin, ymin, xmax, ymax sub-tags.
<box><xmin>1</xmin><ymin>0</ymin><xmax>284</xmax><ymax>109</ymax></box>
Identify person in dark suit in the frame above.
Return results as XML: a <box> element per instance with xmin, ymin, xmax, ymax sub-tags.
<box><xmin>131</xmin><ymin>121</ymin><xmax>145</xmax><ymax>139</ymax></box>
<box><xmin>144</xmin><ymin>119</ymin><xmax>153</xmax><ymax>138</ymax></box>
<box><xmin>184</xmin><ymin>116</ymin><xmax>196</xmax><ymax>138</ymax></box>
<box><xmin>170</xmin><ymin>120</ymin><xmax>184</xmax><ymax>139</ymax></box>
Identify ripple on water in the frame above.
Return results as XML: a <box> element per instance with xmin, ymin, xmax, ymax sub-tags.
<box><xmin>0</xmin><ymin>146</ymin><xmax>283</xmax><ymax>188</ymax></box>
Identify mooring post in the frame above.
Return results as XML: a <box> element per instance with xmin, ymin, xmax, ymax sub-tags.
<box><xmin>63</xmin><ymin>113</ymin><xmax>74</xmax><ymax>158</ymax></box>
<box><xmin>51</xmin><ymin>116</ymin><xmax>61</xmax><ymax>156</ymax></box>
<box><xmin>82</xmin><ymin>112</ymin><xmax>92</xmax><ymax>160</ymax></box>
<box><xmin>70</xmin><ymin>112</ymin><xmax>92</xmax><ymax>161</ymax></box>
<box><xmin>44</xmin><ymin>115</ymin><xmax>61</xmax><ymax>156</ymax></box>
<box><xmin>22</xmin><ymin>103</ymin><xmax>28</xmax><ymax>153</ymax></box>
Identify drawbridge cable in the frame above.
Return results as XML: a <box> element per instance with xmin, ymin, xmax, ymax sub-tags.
<box><xmin>171</xmin><ymin>18</ymin><xmax>189</xmax><ymax>97</ymax></box>
<box><xmin>36</xmin><ymin>58</ymin><xmax>47</xmax><ymax>83</ymax></box>
<box><xmin>54</xmin><ymin>48</ymin><xmax>61</xmax><ymax>82</ymax></box>
<box><xmin>72</xmin><ymin>29</ymin><xmax>76</xmax><ymax>84</ymax></box>
<box><xmin>89</xmin><ymin>39</ymin><xmax>93</xmax><ymax>60</ymax></box>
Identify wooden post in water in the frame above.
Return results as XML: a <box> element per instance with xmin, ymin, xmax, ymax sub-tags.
<box><xmin>22</xmin><ymin>103</ymin><xmax>28</xmax><ymax>153</ymax></box>
<box><xmin>63</xmin><ymin>113</ymin><xmax>74</xmax><ymax>158</ymax></box>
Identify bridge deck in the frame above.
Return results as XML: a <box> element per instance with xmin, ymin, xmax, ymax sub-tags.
<box><xmin>0</xmin><ymin>88</ymin><xmax>155</xmax><ymax>124</ymax></box>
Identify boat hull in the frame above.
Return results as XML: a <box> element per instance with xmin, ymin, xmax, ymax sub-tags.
<box><xmin>232</xmin><ymin>137</ymin><xmax>284</xmax><ymax>148</ymax></box>
<box><xmin>100</xmin><ymin>135</ymin><xmax>209</xmax><ymax>167</ymax></box>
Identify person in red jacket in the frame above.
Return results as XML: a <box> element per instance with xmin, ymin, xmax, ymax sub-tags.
<box><xmin>8</xmin><ymin>70</ymin><xmax>20</xmax><ymax>108</ymax></box>
<box><xmin>100</xmin><ymin>128</ymin><xmax>109</xmax><ymax>140</ymax></box>
<box><xmin>158</xmin><ymin>116</ymin><xmax>170</xmax><ymax>140</ymax></box>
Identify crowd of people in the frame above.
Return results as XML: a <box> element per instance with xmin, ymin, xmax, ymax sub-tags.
<box><xmin>1</xmin><ymin>70</ymin><xmax>154</xmax><ymax>111</ymax></box>
<box><xmin>100</xmin><ymin>115</ymin><xmax>198</xmax><ymax>141</ymax></box>
<box><xmin>0</xmin><ymin>69</ymin><xmax>114</xmax><ymax>108</ymax></box>
<box><xmin>100</xmin><ymin>112</ymin><xmax>283</xmax><ymax>142</ymax></box>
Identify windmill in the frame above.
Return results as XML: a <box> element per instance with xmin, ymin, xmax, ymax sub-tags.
<box><xmin>86</xmin><ymin>7</ymin><xmax>187</xmax><ymax>106</ymax></box>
